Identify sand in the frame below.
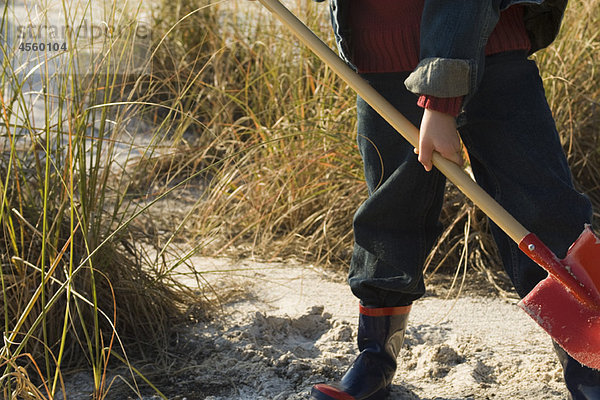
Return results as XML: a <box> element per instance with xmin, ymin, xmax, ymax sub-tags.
<box><xmin>59</xmin><ymin>257</ymin><xmax>569</xmax><ymax>399</ymax></box>
<box><xmin>164</xmin><ymin>257</ymin><xmax>568</xmax><ymax>400</ymax></box>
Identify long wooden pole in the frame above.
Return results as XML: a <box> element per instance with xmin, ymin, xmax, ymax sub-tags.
<box><xmin>258</xmin><ymin>0</ymin><xmax>530</xmax><ymax>244</ymax></box>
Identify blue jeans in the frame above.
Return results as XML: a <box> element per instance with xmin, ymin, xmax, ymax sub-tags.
<box><xmin>349</xmin><ymin>51</ymin><xmax>593</xmax><ymax>307</ymax></box>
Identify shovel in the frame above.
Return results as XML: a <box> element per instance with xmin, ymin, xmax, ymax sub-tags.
<box><xmin>255</xmin><ymin>0</ymin><xmax>600</xmax><ymax>369</ymax></box>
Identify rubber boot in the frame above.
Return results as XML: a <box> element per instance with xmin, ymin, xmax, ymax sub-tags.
<box><xmin>311</xmin><ymin>304</ymin><xmax>411</xmax><ymax>400</ymax></box>
<box><xmin>553</xmin><ymin>341</ymin><xmax>600</xmax><ymax>400</ymax></box>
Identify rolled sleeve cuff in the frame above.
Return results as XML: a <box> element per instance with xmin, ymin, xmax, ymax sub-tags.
<box><xmin>417</xmin><ymin>95</ymin><xmax>463</xmax><ymax>117</ymax></box>
<box><xmin>404</xmin><ymin>57</ymin><xmax>473</xmax><ymax>98</ymax></box>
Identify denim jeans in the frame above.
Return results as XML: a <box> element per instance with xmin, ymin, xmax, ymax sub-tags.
<box><xmin>349</xmin><ymin>51</ymin><xmax>593</xmax><ymax>307</ymax></box>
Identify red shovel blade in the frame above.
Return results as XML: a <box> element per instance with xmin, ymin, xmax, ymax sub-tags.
<box><xmin>519</xmin><ymin>226</ymin><xmax>600</xmax><ymax>369</ymax></box>
<box><xmin>519</xmin><ymin>277</ymin><xmax>600</xmax><ymax>369</ymax></box>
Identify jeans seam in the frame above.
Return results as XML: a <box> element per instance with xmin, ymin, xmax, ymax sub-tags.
<box><xmin>418</xmin><ymin>169</ymin><xmax>442</xmax><ymax>281</ymax></box>
<box><xmin>459</xmin><ymin>127</ymin><xmax>522</xmax><ymax>286</ymax></box>
<box><xmin>479</xmin><ymin>165</ymin><xmax>522</xmax><ymax>288</ymax></box>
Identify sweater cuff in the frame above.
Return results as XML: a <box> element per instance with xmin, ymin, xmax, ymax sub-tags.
<box><xmin>418</xmin><ymin>95</ymin><xmax>463</xmax><ymax>117</ymax></box>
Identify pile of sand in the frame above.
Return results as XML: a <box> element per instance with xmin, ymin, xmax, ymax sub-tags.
<box><xmin>170</xmin><ymin>258</ymin><xmax>568</xmax><ymax>399</ymax></box>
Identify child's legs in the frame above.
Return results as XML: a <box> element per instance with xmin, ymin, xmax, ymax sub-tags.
<box><xmin>458</xmin><ymin>51</ymin><xmax>594</xmax><ymax>298</ymax></box>
<box><xmin>350</xmin><ymin>72</ymin><xmax>446</xmax><ymax>308</ymax></box>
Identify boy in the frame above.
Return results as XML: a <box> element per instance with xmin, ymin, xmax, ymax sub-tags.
<box><xmin>309</xmin><ymin>1</ymin><xmax>600</xmax><ymax>399</ymax></box>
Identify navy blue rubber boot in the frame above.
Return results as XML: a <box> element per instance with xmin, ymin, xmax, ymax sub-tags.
<box><xmin>553</xmin><ymin>342</ymin><xmax>600</xmax><ymax>400</ymax></box>
<box><xmin>311</xmin><ymin>305</ymin><xmax>410</xmax><ymax>400</ymax></box>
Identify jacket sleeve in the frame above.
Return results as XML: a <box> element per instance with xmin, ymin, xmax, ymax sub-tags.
<box><xmin>404</xmin><ymin>0</ymin><xmax>502</xmax><ymax>100</ymax></box>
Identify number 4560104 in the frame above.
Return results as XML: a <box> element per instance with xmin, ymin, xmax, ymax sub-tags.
<box><xmin>19</xmin><ymin>42</ymin><xmax>68</xmax><ymax>52</ymax></box>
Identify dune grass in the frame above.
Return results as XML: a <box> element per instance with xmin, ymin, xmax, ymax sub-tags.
<box><xmin>535</xmin><ymin>0</ymin><xmax>600</xmax><ymax>210</ymax></box>
<box><xmin>0</xmin><ymin>0</ymin><xmax>208</xmax><ymax>398</ymax></box>
<box><xmin>0</xmin><ymin>0</ymin><xmax>598</xmax><ymax>398</ymax></box>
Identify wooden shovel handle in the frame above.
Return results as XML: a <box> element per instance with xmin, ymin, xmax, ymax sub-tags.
<box><xmin>257</xmin><ymin>0</ymin><xmax>530</xmax><ymax>244</ymax></box>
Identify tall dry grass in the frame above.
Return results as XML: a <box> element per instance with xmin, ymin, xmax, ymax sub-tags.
<box><xmin>149</xmin><ymin>0</ymin><xmax>362</xmax><ymax>266</ymax></box>
<box><xmin>0</xmin><ymin>1</ymin><xmax>209</xmax><ymax>398</ymax></box>
<box><xmin>536</xmin><ymin>1</ymin><xmax>600</xmax><ymax>212</ymax></box>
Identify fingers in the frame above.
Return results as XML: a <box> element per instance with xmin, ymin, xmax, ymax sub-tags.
<box><xmin>439</xmin><ymin>146</ymin><xmax>464</xmax><ymax>168</ymax></box>
<box><xmin>414</xmin><ymin>142</ymin><xmax>464</xmax><ymax>172</ymax></box>
<box><xmin>417</xmin><ymin>137</ymin><xmax>435</xmax><ymax>172</ymax></box>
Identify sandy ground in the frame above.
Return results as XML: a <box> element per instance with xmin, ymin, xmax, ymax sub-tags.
<box><xmin>61</xmin><ymin>257</ymin><xmax>569</xmax><ymax>400</ymax></box>
<box><xmin>161</xmin><ymin>257</ymin><xmax>569</xmax><ymax>400</ymax></box>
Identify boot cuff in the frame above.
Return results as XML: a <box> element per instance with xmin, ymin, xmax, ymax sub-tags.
<box><xmin>359</xmin><ymin>304</ymin><xmax>411</xmax><ymax>317</ymax></box>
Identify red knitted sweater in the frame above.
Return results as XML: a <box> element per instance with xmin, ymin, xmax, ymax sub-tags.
<box><xmin>348</xmin><ymin>1</ymin><xmax>531</xmax><ymax>116</ymax></box>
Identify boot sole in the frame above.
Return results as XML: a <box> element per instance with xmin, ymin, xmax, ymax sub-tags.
<box><xmin>311</xmin><ymin>384</ymin><xmax>389</xmax><ymax>400</ymax></box>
